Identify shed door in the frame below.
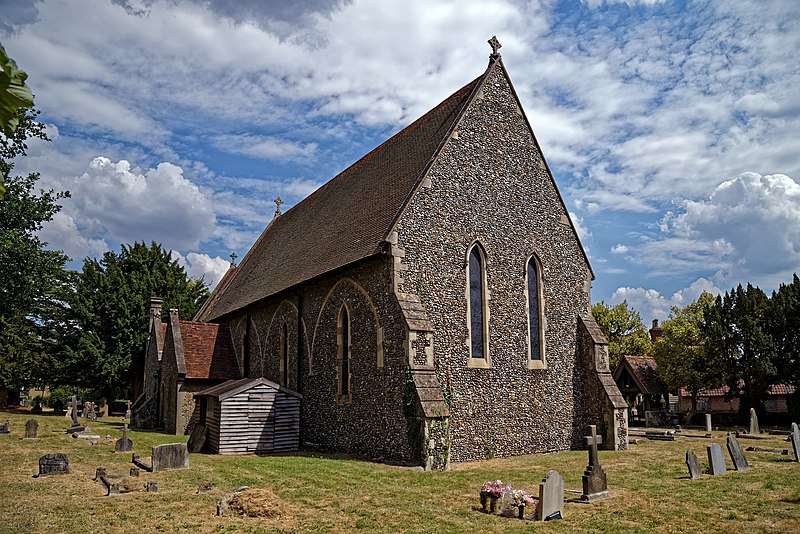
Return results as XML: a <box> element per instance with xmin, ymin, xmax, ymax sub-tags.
<box><xmin>247</xmin><ymin>391</ymin><xmax>275</xmax><ymax>453</ymax></box>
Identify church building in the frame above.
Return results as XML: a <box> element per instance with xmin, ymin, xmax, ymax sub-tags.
<box><xmin>137</xmin><ymin>39</ymin><xmax>627</xmax><ymax>469</ymax></box>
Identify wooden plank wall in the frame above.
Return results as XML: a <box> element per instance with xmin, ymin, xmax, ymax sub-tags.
<box><xmin>216</xmin><ymin>384</ymin><xmax>300</xmax><ymax>455</ymax></box>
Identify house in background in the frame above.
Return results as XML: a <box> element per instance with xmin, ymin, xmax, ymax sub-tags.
<box><xmin>184</xmin><ymin>39</ymin><xmax>627</xmax><ymax>469</ymax></box>
<box><xmin>132</xmin><ymin>297</ymin><xmax>242</xmax><ymax>434</ymax></box>
<box><xmin>677</xmin><ymin>382</ymin><xmax>796</xmax><ymax>425</ymax></box>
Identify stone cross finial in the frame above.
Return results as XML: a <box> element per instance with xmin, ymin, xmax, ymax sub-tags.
<box><xmin>274</xmin><ymin>196</ymin><xmax>283</xmax><ymax>216</ymax></box>
<box><xmin>585</xmin><ymin>424</ymin><xmax>601</xmax><ymax>467</ymax></box>
<box><xmin>488</xmin><ymin>35</ymin><xmax>502</xmax><ymax>56</ymax></box>
<box><xmin>229</xmin><ymin>252</ymin><xmax>238</xmax><ymax>266</ymax></box>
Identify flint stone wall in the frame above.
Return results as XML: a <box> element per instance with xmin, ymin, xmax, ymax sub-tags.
<box><xmin>393</xmin><ymin>64</ymin><xmax>594</xmax><ymax>462</ymax></box>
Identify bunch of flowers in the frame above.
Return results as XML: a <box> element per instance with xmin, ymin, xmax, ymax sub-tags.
<box><xmin>509</xmin><ymin>489</ymin><xmax>535</xmax><ymax>507</ymax></box>
<box><xmin>479</xmin><ymin>480</ymin><xmax>507</xmax><ymax>498</ymax></box>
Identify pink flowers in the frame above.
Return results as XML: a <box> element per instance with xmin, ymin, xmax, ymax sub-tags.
<box><xmin>479</xmin><ymin>479</ymin><xmax>505</xmax><ymax>497</ymax></box>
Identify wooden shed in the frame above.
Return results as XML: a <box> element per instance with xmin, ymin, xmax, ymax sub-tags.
<box><xmin>194</xmin><ymin>378</ymin><xmax>302</xmax><ymax>454</ymax></box>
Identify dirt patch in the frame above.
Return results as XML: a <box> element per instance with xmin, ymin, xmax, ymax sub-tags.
<box><xmin>220</xmin><ymin>487</ymin><xmax>295</xmax><ymax>519</ymax></box>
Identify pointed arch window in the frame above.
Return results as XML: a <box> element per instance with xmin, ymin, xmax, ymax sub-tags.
<box><xmin>279</xmin><ymin>321</ymin><xmax>288</xmax><ymax>387</ymax></box>
<box><xmin>337</xmin><ymin>305</ymin><xmax>351</xmax><ymax>402</ymax></box>
<box><xmin>467</xmin><ymin>243</ymin><xmax>490</xmax><ymax>367</ymax></box>
<box><xmin>526</xmin><ymin>255</ymin><xmax>546</xmax><ymax>368</ymax></box>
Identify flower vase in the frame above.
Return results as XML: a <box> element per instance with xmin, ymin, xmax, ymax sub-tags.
<box><xmin>480</xmin><ymin>492</ymin><xmax>489</xmax><ymax>512</ymax></box>
<box><xmin>489</xmin><ymin>496</ymin><xmax>498</xmax><ymax>514</ymax></box>
<box><xmin>518</xmin><ymin>505</ymin><xmax>525</xmax><ymax>519</ymax></box>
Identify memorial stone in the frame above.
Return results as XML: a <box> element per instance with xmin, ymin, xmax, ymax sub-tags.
<box><xmin>705</xmin><ymin>414</ymin><xmax>712</xmax><ymax>432</ymax></box>
<box><xmin>187</xmin><ymin>424</ymin><xmax>206</xmax><ymax>453</ymax></box>
<box><xmin>125</xmin><ymin>400</ymin><xmax>132</xmax><ymax>422</ymax></box>
<box><xmin>85</xmin><ymin>401</ymin><xmax>97</xmax><ymax>421</ymax></box>
<box><xmin>24</xmin><ymin>419</ymin><xmax>38</xmax><ymax>439</ymax></box>
<box><xmin>537</xmin><ymin>470</ymin><xmax>564</xmax><ymax>521</ymax></box>
<box><xmin>581</xmin><ymin>425</ymin><xmax>608</xmax><ymax>501</ymax></box>
<box><xmin>685</xmin><ymin>450</ymin><xmax>702</xmax><ymax>479</ymax></box>
<box><xmin>0</xmin><ymin>420</ymin><xmax>10</xmax><ymax>433</ymax></box>
<box><xmin>707</xmin><ymin>443</ymin><xmax>726</xmax><ymax>475</ymax></box>
<box><xmin>115</xmin><ymin>424</ymin><xmax>133</xmax><ymax>453</ymax></box>
<box><xmin>37</xmin><ymin>453</ymin><xmax>70</xmax><ymax>476</ymax></box>
<box><xmin>152</xmin><ymin>443</ymin><xmax>189</xmax><ymax>472</ymax></box>
<box><xmin>790</xmin><ymin>422</ymin><xmax>800</xmax><ymax>463</ymax></box>
<box><xmin>726</xmin><ymin>433</ymin><xmax>750</xmax><ymax>471</ymax></box>
<box><xmin>749</xmin><ymin>408</ymin><xmax>759</xmax><ymax>435</ymax></box>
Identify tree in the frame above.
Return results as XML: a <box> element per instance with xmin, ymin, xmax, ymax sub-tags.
<box><xmin>768</xmin><ymin>274</ymin><xmax>800</xmax><ymax>418</ymax></box>
<box><xmin>591</xmin><ymin>300</ymin><xmax>653</xmax><ymax>368</ymax></box>
<box><xmin>0</xmin><ymin>43</ymin><xmax>36</xmax><ymax>199</ymax></box>
<box><xmin>69</xmin><ymin>242</ymin><xmax>210</xmax><ymax>397</ymax></box>
<box><xmin>0</xmin><ymin>109</ymin><xmax>72</xmax><ymax>400</ymax></box>
<box><xmin>653</xmin><ymin>292</ymin><xmax>721</xmax><ymax>424</ymax></box>
<box><xmin>704</xmin><ymin>283</ymin><xmax>777</xmax><ymax>422</ymax></box>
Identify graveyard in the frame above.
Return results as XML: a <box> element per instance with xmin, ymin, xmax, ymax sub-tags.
<box><xmin>0</xmin><ymin>410</ymin><xmax>798</xmax><ymax>532</ymax></box>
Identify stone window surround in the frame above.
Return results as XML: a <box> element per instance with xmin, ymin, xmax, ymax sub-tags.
<box><xmin>279</xmin><ymin>320</ymin><xmax>288</xmax><ymax>387</ymax></box>
<box><xmin>524</xmin><ymin>253</ymin><xmax>547</xmax><ymax>370</ymax></box>
<box><xmin>466</xmin><ymin>241</ymin><xmax>491</xmax><ymax>369</ymax></box>
<box><xmin>336</xmin><ymin>303</ymin><xmax>353</xmax><ymax>404</ymax></box>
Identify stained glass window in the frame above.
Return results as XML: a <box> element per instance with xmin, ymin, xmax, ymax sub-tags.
<box><xmin>527</xmin><ymin>257</ymin><xmax>542</xmax><ymax>360</ymax></box>
<box><xmin>469</xmin><ymin>246</ymin><xmax>486</xmax><ymax>359</ymax></box>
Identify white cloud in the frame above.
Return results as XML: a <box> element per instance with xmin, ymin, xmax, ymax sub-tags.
<box><xmin>213</xmin><ymin>134</ymin><xmax>318</xmax><ymax>162</ymax></box>
<box><xmin>569</xmin><ymin>211</ymin><xmax>591</xmax><ymax>240</ymax></box>
<box><xmin>68</xmin><ymin>157</ymin><xmax>216</xmax><ymax>250</ymax></box>
<box><xmin>39</xmin><ymin>211</ymin><xmax>109</xmax><ymax>261</ymax></box>
<box><xmin>611</xmin><ymin>244</ymin><xmax>628</xmax><ymax>254</ymax></box>
<box><xmin>171</xmin><ymin>251</ymin><xmax>231</xmax><ymax>289</ymax></box>
<box><xmin>612</xmin><ymin>277</ymin><xmax>723</xmax><ymax>321</ymax></box>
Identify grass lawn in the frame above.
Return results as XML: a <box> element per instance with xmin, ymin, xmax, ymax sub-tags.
<box><xmin>0</xmin><ymin>409</ymin><xmax>798</xmax><ymax>533</ymax></box>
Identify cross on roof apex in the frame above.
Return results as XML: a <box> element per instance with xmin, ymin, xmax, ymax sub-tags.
<box><xmin>488</xmin><ymin>35</ymin><xmax>502</xmax><ymax>57</ymax></box>
<box><xmin>274</xmin><ymin>196</ymin><xmax>283</xmax><ymax>216</ymax></box>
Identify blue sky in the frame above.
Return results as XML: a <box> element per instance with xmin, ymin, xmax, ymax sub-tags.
<box><xmin>3</xmin><ymin>0</ymin><xmax>799</xmax><ymax>321</ymax></box>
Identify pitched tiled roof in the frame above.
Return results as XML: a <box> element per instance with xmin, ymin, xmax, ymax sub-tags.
<box><xmin>178</xmin><ymin>321</ymin><xmax>240</xmax><ymax>380</ymax></box>
<box><xmin>199</xmin><ymin>73</ymin><xmax>485</xmax><ymax>321</ymax></box>
<box><xmin>194</xmin><ymin>265</ymin><xmax>237</xmax><ymax>322</ymax></box>
<box><xmin>679</xmin><ymin>382</ymin><xmax>796</xmax><ymax>398</ymax></box>
<box><xmin>613</xmin><ymin>355</ymin><xmax>666</xmax><ymax>396</ymax></box>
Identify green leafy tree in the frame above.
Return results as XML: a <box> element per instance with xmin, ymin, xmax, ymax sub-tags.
<box><xmin>69</xmin><ymin>242</ymin><xmax>210</xmax><ymax>397</ymax></box>
<box><xmin>768</xmin><ymin>274</ymin><xmax>800</xmax><ymax>418</ymax></box>
<box><xmin>0</xmin><ymin>109</ymin><xmax>72</xmax><ymax>400</ymax></box>
<box><xmin>653</xmin><ymin>292</ymin><xmax>721</xmax><ymax>424</ymax></box>
<box><xmin>704</xmin><ymin>283</ymin><xmax>777</xmax><ymax>422</ymax></box>
<box><xmin>0</xmin><ymin>43</ymin><xmax>36</xmax><ymax>199</ymax></box>
<box><xmin>591</xmin><ymin>300</ymin><xmax>653</xmax><ymax>368</ymax></box>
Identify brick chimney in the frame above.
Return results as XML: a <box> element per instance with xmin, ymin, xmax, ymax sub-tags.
<box><xmin>649</xmin><ymin>319</ymin><xmax>662</xmax><ymax>344</ymax></box>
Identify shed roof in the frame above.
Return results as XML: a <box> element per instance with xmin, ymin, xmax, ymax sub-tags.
<box><xmin>195</xmin><ymin>377</ymin><xmax>302</xmax><ymax>401</ymax></box>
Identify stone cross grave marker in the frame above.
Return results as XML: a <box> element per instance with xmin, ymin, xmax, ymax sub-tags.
<box><xmin>115</xmin><ymin>424</ymin><xmax>133</xmax><ymax>453</ymax></box>
<box><xmin>125</xmin><ymin>400</ymin><xmax>132</xmax><ymax>422</ymax></box>
<box><xmin>707</xmin><ymin>443</ymin><xmax>727</xmax><ymax>475</ymax></box>
<box><xmin>581</xmin><ymin>425</ymin><xmax>608</xmax><ymax>501</ymax></box>
<box><xmin>749</xmin><ymin>408</ymin><xmax>759</xmax><ymax>435</ymax></box>
<box><xmin>24</xmin><ymin>419</ymin><xmax>38</xmax><ymax>439</ymax></box>
<box><xmin>726</xmin><ymin>433</ymin><xmax>750</xmax><ymax>471</ymax></box>
<box><xmin>685</xmin><ymin>450</ymin><xmax>702</xmax><ymax>479</ymax></box>
<box><xmin>790</xmin><ymin>422</ymin><xmax>800</xmax><ymax>462</ymax></box>
<box><xmin>537</xmin><ymin>469</ymin><xmax>564</xmax><ymax>521</ymax></box>
<box><xmin>152</xmin><ymin>443</ymin><xmax>189</xmax><ymax>472</ymax></box>
<box><xmin>705</xmin><ymin>414</ymin><xmax>712</xmax><ymax>432</ymax></box>
<box><xmin>37</xmin><ymin>453</ymin><xmax>70</xmax><ymax>476</ymax></box>
<box><xmin>70</xmin><ymin>396</ymin><xmax>79</xmax><ymax>424</ymax></box>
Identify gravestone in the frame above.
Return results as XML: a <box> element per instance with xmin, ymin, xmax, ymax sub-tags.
<box><xmin>790</xmin><ymin>422</ymin><xmax>800</xmax><ymax>462</ymax></box>
<box><xmin>24</xmin><ymin>419</ymin><xmax>38</xmax><ymax>439</ymax></box>
<box><xmin>685</xmin><ymin>450</ymin><xmax>702</xmax><ymax>479</ymax></box>
<box><xmin>707</xmin><ymin>443</ymin><xmax>726</xmax><ymax>475</ymax></box>
<box><xmin>0</xmin><ymin>420</ymin><xmax>10</xmax><ymax>433</ymax></box>
<box><xmin>749</xmin><ymin>408</ymin><xmax>759</xmax><ymax>435</ymax></box>
<box><xmin>125</xmin><ymin>400</ymin><xmax>132</xmax><ymax>422</ymax></box>
<box><xmin>115</xmin><ymin>424</ymin><xmax>133</xmax><ymax>453</ymax></box>
<box><xmin>151</xmin><ymin>443</ymin><xmax>189</xmax><ymax>472</ymax></box>
<box><xmin>37</xmin><ymin>453</ymin><xmax>70</xmax><ymax>476</ymax></box>
<box><xmin>537</xmin><ymin>469</ymin><xmax>564</xmax><ymax>521</ymax></box>
<box><xmin>187</xmin><ymin>424</ymin><xmax>206</xmax><ymax>453</ymax></box>
<box><xmin>581</xmin><ymin>425</ymin><xmax>608</xmax><ymax>501</ymax></box>
<box><xmin>85</xmin><ymin>401</ymin><xmax>97</xmax><ymax>421</ymax></box>
<box><xmin>726</xmin><ymin>433</ymin><xmax>750</xmax><ymax>471</ymax></box>
<box><xmin>705</xmin><ymin>414</ymin><xmax>712</xmax><ymax>432</ymax></box>
<box><xmin>144</xmin><ymin>480</ymin><xmax>158</xmax><ymax>492</ymax></box>
<box><xmin>65</xmin><ymin>396</ymin><xmax>85</xmax><ymax>434</ymax></box>
<box><xmin>130</xmin><ymin>466</ymin><xmax>140</xmax><ymax>477</ymax></box>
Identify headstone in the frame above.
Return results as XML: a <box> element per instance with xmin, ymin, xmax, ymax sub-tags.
<box><xmin>685</xmin><ymin>450</ymin><xmax>702</xmax><ymax>479</ymax></box>
<box><xmin>151</xmin><ymin>443</ymin><xmax>189</xmax><ymax>472</ymax></box>
<box><xmin>85</xmin><ymin>401</ymin><xmax>97</xmax><ymax>421</ymax></box>
<box><xmin>130</xmin><ymin>466</ymin><xmax>140</xmax><ymax>477</ymax></box>
<box><xmin>726</xmin><ymin>433</ymin><xmax>750</xmax><ymax>471</ymax></box>
<box><xmin>24</xmin><ymin>419</ymin><xmax>38</xmax><ymax>439</ymax></box>
<box><xmin>790</xmin><ymin>422</ymin><xmax>800</xmax><ymax>462</ymax></box>
<box><xmin>749</xmin><ymin>408</ymin><xmax>759</xmax><ymax>435</ymax></box>
<box><xmin>187</xmin><ymin>424</ymin><xmax>206</xmax><ymax>453</ymax></box>
<box><xmin>537</xmin><ymin>469</ymin><xmax>564</xmax><ymax>521</ymax></box>
<box><xmin>115</xmin><ymin>424</ymin><xmax>133</xmax><ymax>453</ymax></box>
<box><xmin>37</xmin><ymin>453</ymin><xmax>70</xmax><ymax>476</ymax></box>
<box><xmin>81</xmin><ymin>401</ymin><xmax>90</xmax><ymax>419</ymax></box>
<box><xmin>705</xmin><ymin>414</ymin><xmax>712</xmax><ymax>432</ymax></box>
<box><xmin>93</xmin><ymin>467</ymin><xmax>107</xmax><ymax>481</ymax></box>
<box><xmin>0</xmin><ymin>420</ymin><xmax>10</xmax><ymax>434</ymax></box>
<box><xmin>144</xmin><ymin>480</ymin><xmax>158</xmax><ymax>492</ymax></box>
<box><xmin>70</xmin><ymin>396</ymin><xmax>79</xmax><ymax>424</ymax></box>
<box><xmin>125</xmin><ymin>400</ymin><xmax>132</xmax><ymax>422</ymax></box>
<box><xmin>707</xmin><ymin>443</ymin><xmax>726</xmax><ymax>475</ymax></box>
<box><xmin>581</xmin><ymin>425</ymin><xmax>608</xmax><ymax>501</ymax></box>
